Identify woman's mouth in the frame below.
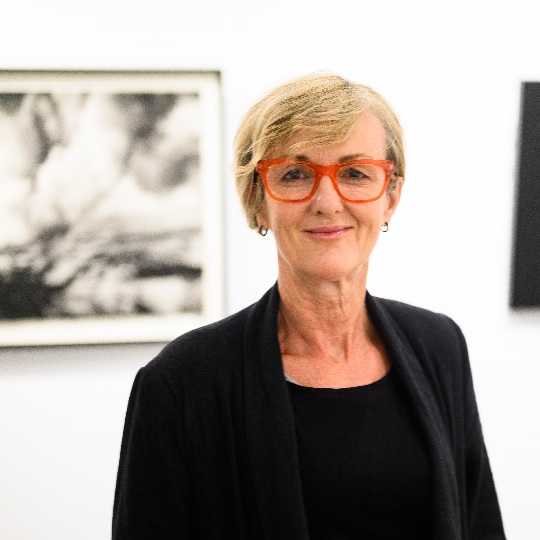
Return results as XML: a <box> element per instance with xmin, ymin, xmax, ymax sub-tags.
<box><xmin>304</xmin><ymin>225</ymin><xmax>352</xmax><ymax>239</ymax></box>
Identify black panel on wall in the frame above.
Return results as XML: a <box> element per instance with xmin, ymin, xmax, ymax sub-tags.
<box><xmin>511</xmin><ymin>82</ymin><xmax>540</xmax><ymax>308</ymax></box>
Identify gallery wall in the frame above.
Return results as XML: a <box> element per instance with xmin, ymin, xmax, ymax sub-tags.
<box><xmin>1</xmin><ymin>1</ymin><xmax>539</xmax><ymax>538</ymax></box>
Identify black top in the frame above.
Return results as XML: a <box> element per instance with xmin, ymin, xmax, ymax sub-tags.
<box><xmin>288</xmin><ymin>369</ymin><xmax>431</xmax><ymax>539</ymax></box>
<box><xmin>113</xmin><ymin>284</ymin><xmax>506</xmax><ymax>539</ymax></box>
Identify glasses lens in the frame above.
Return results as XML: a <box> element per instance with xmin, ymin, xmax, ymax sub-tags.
<box><xmin>336</xmin><ymin>163</ymin><xmax>386</xmax><ymax>201</ymax></box>
<box><xmin>267</xmin><ymin>163</ymin><xmax>316</xmax><ymax>200</ymax></box>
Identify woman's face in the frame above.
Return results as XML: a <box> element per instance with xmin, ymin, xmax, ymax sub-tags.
<box><xmin>256</xmin><ymin>111</ymin><xmax>402</xmax><ymax>284</ymax></box>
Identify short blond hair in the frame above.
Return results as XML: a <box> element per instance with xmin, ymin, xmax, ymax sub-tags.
<box><xmin>233</xmin><ymin>72</ymin><xmax>405</xmax><ymax>229</ymax></box>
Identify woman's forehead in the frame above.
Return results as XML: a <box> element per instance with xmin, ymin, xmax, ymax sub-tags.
<box><xmin>268</xmin><ymin>111</ymin><xmax>387</xmax><ymax>160</ymax></box>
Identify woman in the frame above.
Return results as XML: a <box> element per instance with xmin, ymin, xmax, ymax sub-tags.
<box><xmin>113</xmin><ymin>72</ymin><xmax>506</xmax><ymax>539</ymax></box>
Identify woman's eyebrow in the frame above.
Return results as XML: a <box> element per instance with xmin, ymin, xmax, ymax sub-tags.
<box><xmin>286</xmin><ymin>154</ymin><xmax>310</xmax><ymax>162</ymax></box>
<box><xmin>287</xmin><ymin>153</ymin><xmax>373</xmax><ymax>162</ymax></box>
<box><xmin>338</xmin><ymin>153</ymin><xmax>373</xmax><ymax>162</ymax></box>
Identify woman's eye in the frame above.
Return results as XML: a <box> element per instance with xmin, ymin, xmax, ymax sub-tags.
<box><xmin>283</xmin><ymin>169</ymin><xmax>302</xmax><ymax>180</ymax></box>
<box><xmin>341</xmin><ymin>167</ymin><xmax>369</xmax><ymax>180</ymax></box>
<box><xmin>281</xmin><ymin>167</ymin><xmax>311</xmax><ymax>181</ymax></box>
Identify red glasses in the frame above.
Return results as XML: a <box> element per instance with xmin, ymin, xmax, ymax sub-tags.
<box><xmin>256</xmin><ymin>158</ymin><xmax>395</xmax><ymax>203</ymax></box>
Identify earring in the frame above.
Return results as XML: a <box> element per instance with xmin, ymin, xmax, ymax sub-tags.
<box><xmin>258</xmin><ymin>226</ymin><xmax>268</xmax><ymax>236</ymax></box>
<box><xmin>381</xmin><ymin>222</ymin><xmax>389</xmax><ymax>233</ymax></box>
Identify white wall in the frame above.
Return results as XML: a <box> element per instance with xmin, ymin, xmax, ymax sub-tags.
<box><xmin>1</xmin><ymin>1</ymin><xmax>539</xmax><ymax>538</ymax></box>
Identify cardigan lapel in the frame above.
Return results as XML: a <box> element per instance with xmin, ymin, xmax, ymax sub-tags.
<box><xmin>242</xmin><ymin>285</ymin><xmax>310</xmax><ymax>539</ymax></box>
<box><xmin>366</xmin><ymin>293</ymin><xmax>463</xmax><ymax>540</ymax></box>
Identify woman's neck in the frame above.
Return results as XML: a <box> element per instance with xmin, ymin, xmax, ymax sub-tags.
<box><xmin>276</xmin><ymin>269</ymin><xmax>390</xmax><ymax>388</ymax></box>
<box><xmin>276</xmin><ymin>269</ymin><xmax>374</xmax><ymax>364</ymax></box>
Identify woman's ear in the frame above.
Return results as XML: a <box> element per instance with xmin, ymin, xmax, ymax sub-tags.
<box><xmin>255</xmin><ymin>205</ymin><xmax>269</xmax><ymax>231</ymax></box>
<box><xmin>384</xmin><ymin>176</ymin><xmax>403</xmax><ymax>221</ymax></box>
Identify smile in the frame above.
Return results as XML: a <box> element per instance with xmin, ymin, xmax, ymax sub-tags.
<box><xmin>304</xmin><ymin>225</ymin><xmax>352</xmax><ymax>239</ymax></box>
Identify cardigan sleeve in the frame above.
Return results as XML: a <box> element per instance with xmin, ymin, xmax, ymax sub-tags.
<box><xmin>454</xmin><ymin>322</ymin><xmax>506</xmax><ymax>539</ymax></box>
<box><xmin>465</xmin><ymin>432</ymin><xmax>506</xmax><ymax>539</ymax></box>
<box><xmin>112</xmin><ymin>364</ymin><xmax>195</xmax><ymax>539</ymax></box>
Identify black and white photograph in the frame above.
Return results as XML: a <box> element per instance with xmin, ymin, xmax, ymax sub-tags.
<box><xmin>0</xmin><ymin>71</ymin><xmax>223</xmax><ymax>345</ymax></box>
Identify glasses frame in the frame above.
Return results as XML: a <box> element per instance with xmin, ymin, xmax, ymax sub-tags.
<box><xmin>256</xmin><ymin>158</ymin><xmax>396</xmax><ymax>203</ymax></box>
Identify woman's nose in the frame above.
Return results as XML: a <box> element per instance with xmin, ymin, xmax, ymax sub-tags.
<box><xmin>310</xmin><ymin>174</ymin><xmax>343</xmax><ymax>212</ymax></box>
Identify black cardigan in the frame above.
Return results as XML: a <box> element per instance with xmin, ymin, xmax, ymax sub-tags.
<box><xmin>113</xmin><ymin>285</ymin><xmax>506</xmax><ymax>539</ymax></box>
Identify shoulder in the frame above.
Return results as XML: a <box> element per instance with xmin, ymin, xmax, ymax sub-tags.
<box><xmin>143</xmin><ymin>304</ymin><xmax>251</xmax><ymax>380</ymax></box>
<box><xmin>163</xmin><ymin>305</ymin><xmax>252</xmax><ymax>360</ymax></box>
<box><xmin>368</xmin><ymin>294</ymin><xmax>465</xmax><ymax>347</ymax></box>
<box><xmin>136</xmin><ymin>286</ymin><xmax>277</xmax><ymax>395</ymax></box>
<box><xmin>367</xmin><ymin>293</ymin><xmax>470</xmax><ymax>385</ymax></box>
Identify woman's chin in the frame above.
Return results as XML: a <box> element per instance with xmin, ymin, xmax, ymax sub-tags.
<box><xmin>289</xmin><ymin>260</ymin><xmax>369</xmax><ymax>286</ymax></box>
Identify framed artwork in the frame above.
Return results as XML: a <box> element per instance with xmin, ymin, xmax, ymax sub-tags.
<box><xmin>511</xmin><ymin>81</ymin><xmax>540</xmax><ymax>308</ymax></box>
<box><xmin>0</xmin><ymin>70</ymin><xmax>224</xmax><ymax>346</ymax></box>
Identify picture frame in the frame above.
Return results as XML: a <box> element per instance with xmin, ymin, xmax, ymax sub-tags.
<box><xmin>0</xmin><ymin>70</ymin><xmax>224</xmax><ymax>346</ymax></box>
<box><xmin>511</xmin><ymin>81</ymin><xmax>540</xmax><ymax>309</ymax></box>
